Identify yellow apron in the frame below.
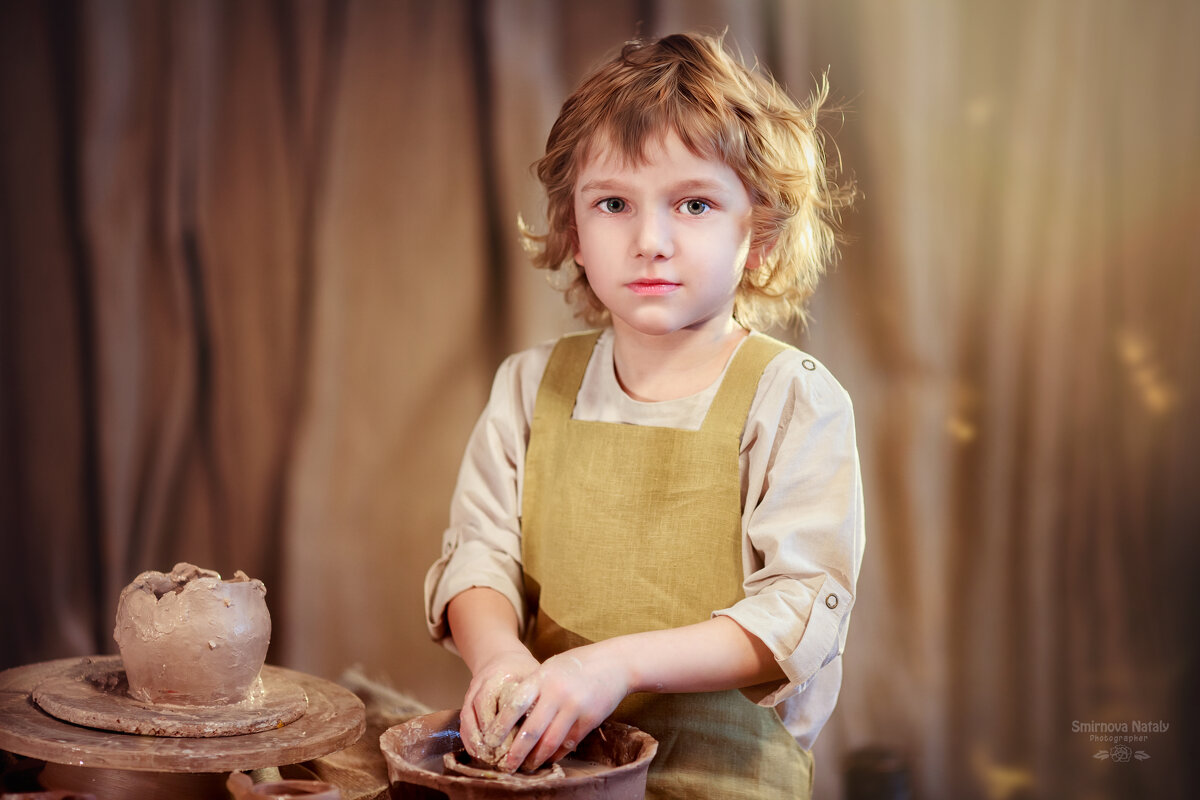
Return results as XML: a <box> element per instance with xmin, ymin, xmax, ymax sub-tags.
<box><xmin>522</xmin><ymin>330</ymin><xmax>813</xmax><ymax>799</ymax></box>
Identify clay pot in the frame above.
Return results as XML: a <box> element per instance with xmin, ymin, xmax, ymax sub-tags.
<box><xmin>113</xmin><ymin>563</ymin><xmax>271</xmax><ymax>705</ymax></box>
<box><xmin>381</xmin><ymin>710</ymin><xmax>658</xmax><ymax>800</ymax></box>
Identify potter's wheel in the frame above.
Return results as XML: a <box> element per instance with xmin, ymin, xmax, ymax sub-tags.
<box><xmin>30</xmin><ymin>655</ymin><xmax>308</xmax><ymax>737</ymax></box>
<box><xmin>0</xmin><ymin>657</ymin><xmax>365</xmax><ymax>773</ymax></box>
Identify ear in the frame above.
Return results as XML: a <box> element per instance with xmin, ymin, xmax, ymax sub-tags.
<box><xmin>744</xmin><ymin>221</ymin><xmax>778</xmax><ymax>271</ymax></box>
<box><xmin>745</xmin><ymin>241</ymin><xmax>774</xmax><ymax>271</ymax></box>
<box><xmin>572</xmin><ymin>226</ymin><xmax>585</xmax><ymax>268</ymax></box>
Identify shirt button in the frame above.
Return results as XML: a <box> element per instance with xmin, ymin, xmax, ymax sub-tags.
<box><xmin>825</xmin><ymin>594</ymin><xmax>839</xmax><ymax>610</ymax></box>
<box><xmin>802</xmin><ymin>359</ymin><xmax>817</xmax><ymax>371</ymax></box>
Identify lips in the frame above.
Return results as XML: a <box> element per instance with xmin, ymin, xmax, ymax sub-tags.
<box><xmin>627</xmin><ymin>279</ymin><xmax>681</xmax><ymax>296</ymax></box>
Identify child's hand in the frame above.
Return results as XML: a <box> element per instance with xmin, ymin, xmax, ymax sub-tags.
<box><xmin>483</xmin><ymin>644</ymin><xmax>632</xmax><ymax>773</ymax></box>
<box><xmin>459</xmin><ymin>648</ymin><xmax>540</xmax><ymax>766</ymax></box>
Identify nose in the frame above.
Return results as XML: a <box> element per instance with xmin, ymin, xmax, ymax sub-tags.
<box><xmin>634</xmin><ymin>208</ymin><xmax>673</xmax><ymax>260</ymax></box>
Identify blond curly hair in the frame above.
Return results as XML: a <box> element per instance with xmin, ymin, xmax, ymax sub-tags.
<box><xmin>520</xmin><ymin>31</ymin><xmax>855</xmax><ymax>330</ymax></box>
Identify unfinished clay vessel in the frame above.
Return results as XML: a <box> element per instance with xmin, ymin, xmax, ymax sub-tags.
<box><xmin>381</xmin><ymin>709</ymin><xmax>658</xmax><ymax>800</ymax></box>
<box><xmin>113</xmin><ymin>562</ymin><xmax>270</xmax><ymax>705</ymax></box>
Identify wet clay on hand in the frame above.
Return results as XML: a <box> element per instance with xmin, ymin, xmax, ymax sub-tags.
<box><xmin>456</xmin><ymin>678</ymin><xmax>565</xmax><ymax>778</ymax></box>
<box><xmin>472</xmin><ymin>679</ymin><xmax>521</xmax><ymax>766</ymax></box>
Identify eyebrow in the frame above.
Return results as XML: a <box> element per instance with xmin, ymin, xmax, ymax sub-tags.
<box><xmin>576</xmin><ymin>178</ymin><xmax>734</xmax><ymax>196</ymax></box>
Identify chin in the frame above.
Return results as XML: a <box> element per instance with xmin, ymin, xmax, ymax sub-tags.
<box><xmin>614</xmin><ymin>306</ymin><xmax>734</xmax><ymax>339</ymax></box>
<box><xmin>613</xmin><ymin>314</ymin><xmax>687</xmax><ymax>338</ymax></box>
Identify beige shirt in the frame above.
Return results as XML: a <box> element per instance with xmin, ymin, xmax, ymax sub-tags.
<box><xmin>424</xmin><ymin>328</ymin><xmax>865</xmax><ymax>749</ymax></box>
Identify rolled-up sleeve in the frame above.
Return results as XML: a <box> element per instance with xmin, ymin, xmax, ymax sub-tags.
<box><xmin>424</xmin><ymin>349</ymin><xmax>546</xmax><ymax>651</ymax></box>
<box><xmin>714</xmin><ymin>353</ymin><xmax>865</xmax><ymax>707</ymax></box>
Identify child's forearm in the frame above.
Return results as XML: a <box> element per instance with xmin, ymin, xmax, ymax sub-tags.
<box><xmin>447</xmin><ymin>587</ymin><xmax>543</xmax><ymax>767</ymax></box>
<box><xmin>446</xmin><ymin>586</ymin><xmax>528</xmax><ymax>674</ymax></box>
<box><xmin>470</xmin><ymin>614</ymin><xmax>786</xmax><ymax>773</ymax></box>
<box><xmin>592</xmin><ymin>615</ymin><xmax>785</xmax><ymax>696</ymax></box>
<box><xmin>449</xmin><ymin>588</ymin><xmax>783</xmax><ymax>694</ymax></box>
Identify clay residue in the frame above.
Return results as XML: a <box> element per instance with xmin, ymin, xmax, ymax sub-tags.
<box><xmin>130</xmin><ymin>563</ymin><xmax>221</xmax><ymax>599</ymax></box>
<box><xmin>442</xmin><ymin>749</ymin><xmax>565</xmax><ymax>781</ymax></box>
<box><xmin>121</xmin><ymin>562</ymin><xmax>261</xmax><ymax>605</ymax></box>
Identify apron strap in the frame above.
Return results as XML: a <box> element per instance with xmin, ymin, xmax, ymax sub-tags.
<box><xmin>701</xmin><ymin>333</ymin><xmax>790</xmax><ymax>436</ymax></box>
<box><xmin>531</xmin><ymin>330</ymin><xmax>602</xmax><ymax>426</ymax></box>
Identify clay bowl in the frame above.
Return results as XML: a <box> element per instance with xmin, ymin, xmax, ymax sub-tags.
<box><xmin>113</xmin><ymin>563</ymin><xmax>271</xmax><ymax>705</ymax></box>
<box><xmin>381</xmin><ymin>710</ymin><xmax>657</xmax><ymax>800</ymax></box>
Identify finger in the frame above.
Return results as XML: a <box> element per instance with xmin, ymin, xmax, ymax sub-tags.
<box><xmin>498</xmin><ymin>720</ymin><xmax>542</xmax><ymax>772</ymax></box>
<box><xmin>523</xmin><ymin>713</ymin><xmax>578</xmax><ymax>771</ymax></box>
<box><xmin>499</xmin><ymin>697</ymin><xmax>559</xmax><ymax>772</ymax></box>
<box><xmin>549</xmin><ymin>722</ymin><xmax>589</xmax><ymax>763</ymax></box>
<box><xmin>483</xmin><ymin>680</ymin><xmax>538</xmax><ymax>748</ymax></box>
<box><xmin>458</xmin><ymin>704</ymin><xmax>483</xmax><ymax>758</ymax></box>
<box><xmin>557</xmin><ymin>711</ymin><xmax>613</xmax><ymax>765</ymax></box>
<box><xmin>477</xmin><ymin>677</ymin><xmax>506</xmax><ymax>723</ymax></box>
<box><xmin>539</xmin><ymin>709</ymin><xmax>604</xmax><ymax>768</ymax></box>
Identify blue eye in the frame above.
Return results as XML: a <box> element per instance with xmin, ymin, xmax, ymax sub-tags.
<box><xmin>601</xmin><ymin>198</ymin><xmax>626</xmax><ymax>213</ymax></box>
<box><xmin>682</xmin><ymin>199</ymin><xmax>710</xmax><ymax>215</ymax></box>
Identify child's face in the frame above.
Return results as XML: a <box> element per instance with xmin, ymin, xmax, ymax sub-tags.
<box><xmin>572</xmin><ymin>130</ymin><xmax>757</xmax><ymax>339</ymax></box>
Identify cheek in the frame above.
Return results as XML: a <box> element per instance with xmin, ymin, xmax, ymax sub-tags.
<box><xmin>573</xmin><ymin>218</ymin><xmax>608</xmax><ymax>266</ymax></box>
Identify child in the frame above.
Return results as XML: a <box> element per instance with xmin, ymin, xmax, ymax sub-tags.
<box><xmin>424</xmin><ymin>31</ymin><xmax>863</xmax><ymax>799</ymax></box>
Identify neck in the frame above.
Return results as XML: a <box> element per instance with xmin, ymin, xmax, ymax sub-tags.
<box><xmin>610</xmin><ymin>319</ymin><xmax>749</xmax><ymax>402</ymax></box>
